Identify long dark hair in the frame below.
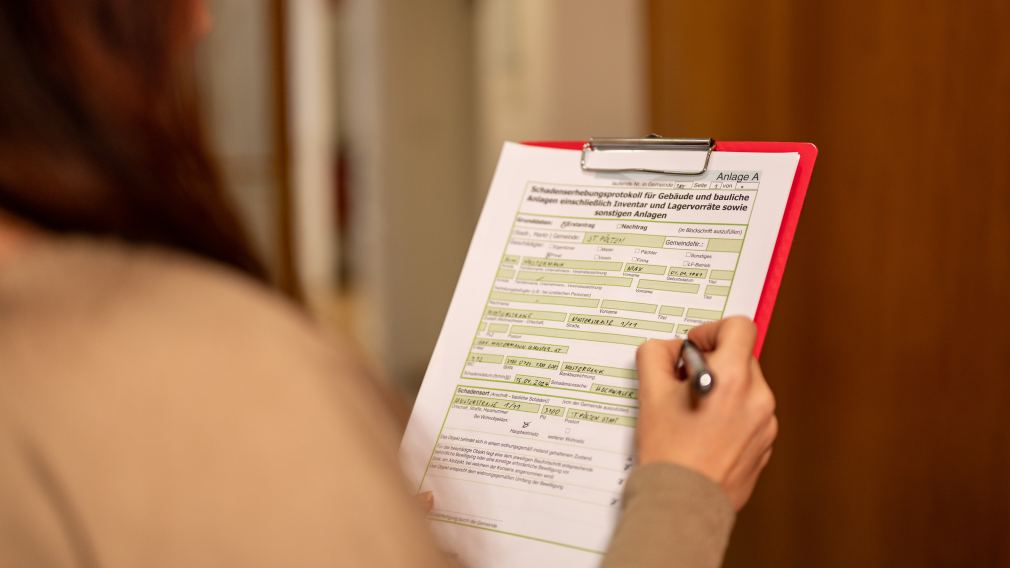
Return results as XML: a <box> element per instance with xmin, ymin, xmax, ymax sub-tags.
<box><xmin>0</xmin><ymin>1</ymin><xmax>269</xmax><ymax>282</ymax></box>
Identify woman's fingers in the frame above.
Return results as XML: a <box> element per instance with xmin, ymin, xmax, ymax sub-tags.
<box><xmin>728</xmin><ymin>405</ymin><xmax>777</xmax><ymax>477</ymax></box>
<box><xmin>740</xmin><ymin>360</ymin><xmax>777</xmax><ymax>469</ymax></box>
<box><xmin>416</xmin><ymin>491</ymin><xmax>434</xmax><ymax>513</ymax></box>
<box><xmin>636</xmin><ymin>338</ymin><xmax>686</xmax><ymax>400</ymax></box>
<box><xmin>749</xmin><ymin>358</ymin><xmax>775</xmax><ymax>414</ymax></box>
<box><xmin>687</xmin><ymin>316</ymin><xmax>757</xmax><ymax>362</ymax></box>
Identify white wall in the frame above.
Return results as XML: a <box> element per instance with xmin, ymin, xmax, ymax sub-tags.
<box><xmin>474</xmin><ymin>0</ymin><xmax>647</xmax><ymax>196</ymax></box>
<box><xmin>287</xmin><ymin>0</ymin><xmax>338</xmax><ymax>304</ymax></box>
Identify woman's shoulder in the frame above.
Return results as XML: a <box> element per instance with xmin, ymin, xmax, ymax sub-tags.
<box><xmin>0</xmin><ymin>235</ymin><xmax>319</xmax><ymax>351</ymax></box>
<box><xmin>0</xmin><ymin>235</ymin><xmax>362</xmax><ymax>412</ymax></box>
<box><xmin>1</xmin><ymin>235</ymin><xmax>297</xmax><ymax>318</ymax></box>
<box><xmin>0</xmin><ymin>237</ymin><xmax>447</xmax><ymax>567</ymax></box>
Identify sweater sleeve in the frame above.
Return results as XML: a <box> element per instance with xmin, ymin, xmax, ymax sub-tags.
<box><xmin>601</xmin><ymin>463</ymin><xmax>736</xmax><ymax>568</ymax></box>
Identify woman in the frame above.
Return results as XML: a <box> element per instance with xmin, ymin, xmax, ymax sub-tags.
<box><xmin>0</xmin><ymin>2</ymin><xmax>778</xmax><ymax>567</ymax></box>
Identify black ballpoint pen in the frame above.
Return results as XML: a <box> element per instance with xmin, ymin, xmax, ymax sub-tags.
<box><xmin>678</xmin><ymin>339</ymin><xmax>716</xmax><ymax>395</ymax></box>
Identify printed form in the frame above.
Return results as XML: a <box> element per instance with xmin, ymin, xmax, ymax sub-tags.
<box><xmin>401</xmin><ymin>142</ymin><xmax>800</xmax><ymax>567</ymax></box>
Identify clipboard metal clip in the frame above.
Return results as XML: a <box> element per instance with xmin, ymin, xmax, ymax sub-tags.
<box><xmin>580</xmin><ymin>135</ymin><xmax>715</xmax><ymax>176</ymax></box>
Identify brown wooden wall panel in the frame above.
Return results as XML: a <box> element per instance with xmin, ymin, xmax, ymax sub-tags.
<box><xmin>648</xmin><ymin>1</ymin><xmax>1010</xmax><ymax>566</ymax></box>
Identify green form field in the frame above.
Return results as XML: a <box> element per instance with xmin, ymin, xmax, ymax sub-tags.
<box><xmin>510</xmin><ymin>324</ymin><xmax>645</xmax><ymax>346</ymax></box>
<box><xmin>668</xmin><ymin>267</ymin><xmax>708</xmax><ymax>279</ymax></box>
<box><xmin>487</xmin><ymin>323</ymin><xmax>509</xmax><ymax>333</ymax></box>
<box><xmin>485</xmin><ymin>307</ymin><xmax>567</xmax><ymax>322</ymax></box>
<box><xmin>517</xmin><ymin>271</ymin><xmax>632</xmax><ymax>287</ymax></box>
<box><xmin>686</xmin><ymin>308</ymin><xmax>722</xmax><ymax>320</ymax></box>
<box><xmin>565</xmin><ymin>408</ymin><xmax>635</xmax><ymax>427</ymax></box>
<box><xmin>467</xmin><ymin>352</ymin><xmax>504</xmax><ymax>364</ymax></box>
<box><xmin>514</xmin><ymin>374</ymin><xmax>552</xmax><ymax>387</ymax></box>
<box><xmin>637</xmin><ymin>280</ymin><xmax>701</xmax><ymax>294</ymax></box>
<box><xmin>600</xmin><ymin>299</ymin><xmax>658</xmax><ymax>314</ymax></box>
<box><xmin>659</xmin><ymin>305</ymin><xmax>685</xmax><ymax>316</ymax></box>
<box><xmin>496</xmin><ymin>268</ymin><xmax>516</xmax><ymax>279</ymax></box>
<box><xmin>677</xmin><ymin>324</ymin><xmax>695</xmax><ymax>334</ymax></box>
<box><xmin>706</xmin><ymin>239</ymin><xmax>743</xmax><ymax>252</ymax></box>
<box><xmin>453</xmin><ymin>395</ymin><xmax>540</xmax><ymax>413</ymax></box>
<box><xmin>583</xmin><ymin>232</ymin><xmax>666</xmax><ymax>248</ymax></box>
<box><xmin>474</xmin><ymin>338</ymin><xmax>568</xmax><ymax>354</ymax></box>
<box><xmin>709</xmin><ymin>269</ymin><xmax>735</xmax><ymax>280</ymax></box>
<box><xmin>504</xmin><ymin>355</ymin><xmax>560</xmax><ymax>371</ymax></box>
<box><xmin>623</xmin><ymin>263</ymin><xmax>666</xmax><ymax>275</ymax></box>
<box><xmin>521</xmin><ymin>257</ymin><xmax>622</xmax><ymax>271</ymax></box>
<box><xmin>502</xmin><ymin>255</ymin><xmax>520</xmax><ymax>265</ymax></box>
<box><xmin>541</xmin><ymin>405</ymin><xmax>564</xmax><ymax>417</ymax></box>
<box><xmin>590</xmin><ymin>383</ymin><xmax>638</xmax><ymax>399</ymax></box>
<box><xmin>478</xmin><ymin>322</ymin><xmax>487</xmax><ymax>331</ymax></box>
<box><xmin>705</xmin><ymin>285</ymin><xmax>730</xmax><ymax>297</ymax></box>
<box><xmin>489</xmin><ymin>291</ymin><xmax>600</xmax><ymax>308</ymax></box>
<box><xmin>569</xmin><ymin>314</ymin><xmax>674</xmax><ymax>333</ymax></box>
<box><xmin>561</xmin><ymin>362</ymin><xmax>637</xmax><ymax>379</ymax></box>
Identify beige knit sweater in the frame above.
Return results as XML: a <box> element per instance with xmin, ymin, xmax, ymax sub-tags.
<box><xmin>0</xmin><ymin>237</ymin><xmax>734</xmax><ymax>567</ymax></box>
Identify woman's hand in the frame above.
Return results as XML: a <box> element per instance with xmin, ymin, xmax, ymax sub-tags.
<box><xmin>634</xmin><ymin>316</ymin><xmax>778</xmax><ymax>511</ymax></box>
<box><xmin>417</xmin><ymin>491</ymin><xmax>434</xmax><ymax>513</ymax></box>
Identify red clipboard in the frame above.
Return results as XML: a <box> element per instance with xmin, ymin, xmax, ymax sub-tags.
<box><xmin>521</xmin><ymin>140</ymin><xmax>817</xmax><ymax>356</ymax></box>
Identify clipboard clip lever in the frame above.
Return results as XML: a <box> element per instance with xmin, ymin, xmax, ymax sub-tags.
<box><xmin>580</xmin><ymin>135</ymin><xmax>715</xmax><ymax>176</ymax></box>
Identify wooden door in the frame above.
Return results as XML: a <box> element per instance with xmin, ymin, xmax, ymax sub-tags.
<box><xmin>648</xmin><ymin>1</ymin><xmax>1010</xmax><ymax>565</ymax></box>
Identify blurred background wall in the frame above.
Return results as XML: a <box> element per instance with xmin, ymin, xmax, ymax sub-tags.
<box><xmin>197</xmin><ymin>0</ymin><xmax>281</xmax><ymax>269</ymax></box>
<box><xmin>648</xmin><ymin>2</ymin><xmax>1010</xmax><ymax>566</ymax></box>
<box><xmin>340</xmin><ymin>0</ymin><xmax>646</xmax><ymax>386</ymax></box>
<box><xmin>194</xmin><ymin>0</ymin><xmax>1009</xmax><ymax>565</ymax></box>
<box><xmin>198</xmin><ymin>0</ymin><xmax>337</xmax><ymax>300</ymax></box>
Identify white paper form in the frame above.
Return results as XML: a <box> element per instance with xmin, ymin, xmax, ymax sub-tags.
<box><xmin>401</xmin><ymin>142</ymin><xmax>799</xmax><ymax>567</ymax></box>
